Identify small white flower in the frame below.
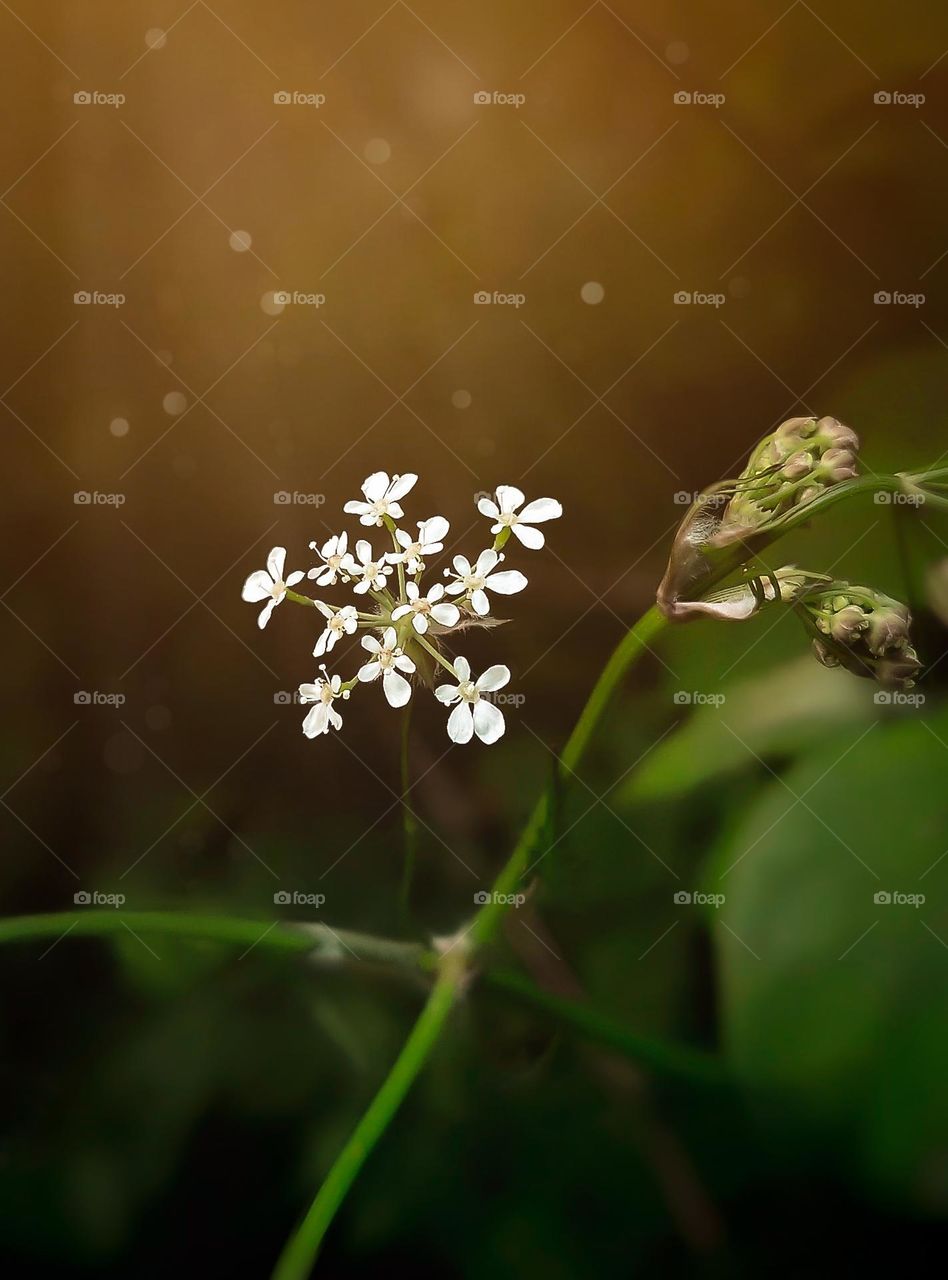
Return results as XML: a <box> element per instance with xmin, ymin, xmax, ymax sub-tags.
<box><xmin>299</xmin><ymin>668</ymin><xmax>347</xmax><ymax>737</ymax></box>
<box><xmin>435</xmin><ymin>657</ymin><xmax>510</xmax><ymax>745</ymax></box>
<box><xmin>342</xmin><ymin>539</ymin><xmax>394</xmax><ymax>595</ymax></box>
<box><xmin>388</xmin><ymin>516</ymin><xmax>449</xmax><ymax>574</ymax></box>
<box><xmin>357</xmin><ymin>626</ymin><xmax>416</xmax><ymax>707</ymax></box>
<box><xmin>241</xmin><ymin>547</ymin><xmax>305</xmax><ymax>630</ymax></box>
<box><xmin>391</xmin><ymin>581</ymin><xmax>460</xmax><ymax>634</ymax></box>
<box><xmin>313</xmin><ymin>602</ymin><xmax>358</xmax><ymax>657</ymax></box>
<box><xmin>308</xmin><ymin>532</ymin><xmax>349</xmax><ymax>586</ymax></box>
<box><xmin>344</xmin><ymin>471</ymin><xmax>418</xmax><ymax>527</ymax></box>
<box><xmin>444</xmin><ymin>549</ymin><xmax>527</xmax><ymax>616</ymax></box>
<box><xmin>477</xmin><ymin>485</ymin><xmax>562</xmax><ymax>549</ymax></box>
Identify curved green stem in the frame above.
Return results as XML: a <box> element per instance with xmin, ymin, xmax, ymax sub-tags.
<box><xmin>272</xmin><ymin>605</ymin><xmax>668</xmax><ymax>1277</ymax></box>
<box><xmin>271</xmin><ymin>957</ymin><xmax>465</xmax><ymax>1280</ymax></box>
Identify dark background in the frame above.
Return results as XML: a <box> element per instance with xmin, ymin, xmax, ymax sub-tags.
<box><xmin>2</xmin><ymin>2</ymin><xmax>948</xmax><ymax>1275</ymax></box>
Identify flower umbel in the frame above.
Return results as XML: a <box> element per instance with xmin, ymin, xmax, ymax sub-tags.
<box><xmin>242</xmin><ymin>470</ymin><xmax>562</xmax><ymax>744</ymax></box>
<box><xmin>797</xmin><ymin>584</ymin><xmax>921</xmax><ymax>688</ymax></box>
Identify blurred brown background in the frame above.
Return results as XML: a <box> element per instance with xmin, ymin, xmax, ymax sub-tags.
<box><xmin>3</xmin><ymin>0</ymin><xmax>947</xmax><ymax>923</ymax></box>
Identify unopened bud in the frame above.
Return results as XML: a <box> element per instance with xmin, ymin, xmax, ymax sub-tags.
<box><xmin>798</xmin><ymin>584</ymin><xmax>920</xmax><ymax>688</ymax></box>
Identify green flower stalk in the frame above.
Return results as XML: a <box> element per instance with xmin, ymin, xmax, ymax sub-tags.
<box><xmin>796</xmin><ymin>584</ymin><xmax>921</xmax><ymax>688</ymax></box>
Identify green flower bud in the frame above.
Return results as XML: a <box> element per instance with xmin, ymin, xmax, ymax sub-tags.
<box><xmin>798</xmin><ymin>584</ymin><xmax>920</xmax><ymax>688</ymax></box>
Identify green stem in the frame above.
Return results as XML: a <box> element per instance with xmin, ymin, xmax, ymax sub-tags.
<box><xmin>0</xmin><ymin>910</ymin><xmax>432</xmax><ymax>969</ymax></box>
<box><xmin>271</xmin><ymin>957</ymin><xmax>465</xmax><ymax>1280</ymax></box>
<box><xmin>398</xmin><ymin>702</ymin><xmax>419</xmax><ymax>927</ymax></box>
<box><xmin>271</xmin><ymin>605</ymin><xmax>668</xmax><ymax>1277</ymax></box>
<box><xmin>415</xmin><ymin>633</ymin><xmax>459</xmax><ymax>676</ymax></box>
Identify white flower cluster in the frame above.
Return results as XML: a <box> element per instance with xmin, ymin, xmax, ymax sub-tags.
<box><xmin>242</xmin><ymin>472</ymin><xmax>562</xmax><ymax>745</ymax></box>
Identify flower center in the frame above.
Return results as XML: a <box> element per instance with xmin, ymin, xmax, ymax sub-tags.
<box><xmin>412</xmin><ymin>597</ymin><xmax>431</xmax><ymax>614</ymax></box>
<box><xmin>459</xmin><ymin>680</ymin><xmax>478</xmax><ymax>703</ymax></box>
<box><xmin>364</xmin><ymin>561</ymin><xmax>381</xmax><ymax>578</ymax></box>
<box><xmin>462</xmin><ymin>573</ymin><xmax>485</xmax><ymax>591</ymax></box>
<box><xmin>379</xmin><ymin>649</ymin><xmax>396</xmax><ymax>669</ymax></box>
<box><xmin>271</xmin><ymin>580</ymin><xmax>285</xmax><ymax>598</ymax></box>
<box><xmin>319</xmin><ymin>684</ymin><xmax>334</xmax><ymax>704</ymax></box>
<box><xmin>497</xmin><ymin>512</ymin><xmax>517</xmax><ymax>528</ymax></box>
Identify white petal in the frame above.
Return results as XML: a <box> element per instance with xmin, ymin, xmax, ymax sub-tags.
<box><xmin>476</xmin><ymin>498</ymin><xmax>499</xmax><ymax>519</ymax></box>
<box><xmin>412</xmin><ymin>613</ymin><xmax>429</xmax><ymax>633</ymax></box>
<box><xmin>391</xmin><ymin>605</ymin><xmax>411</xmax><ymax>621</ymax></box>
<box><xmin>484</xmin><ymin>569</ymin><xmax>527</xmax><ymax>595</ymax></box>
<box><xmin>447</xmin><ymin>701</ymin><xmax>474</xmax><ymax>744</ymax></box>
<box><xmin>327</xmin><ymin>706</ymin><xmax>343</xmax><ymax>731</ymax></box>
<box><xmin>431</xmin><ymin>603</ymin><xmax>459</xmax><ymax>627</ymax></box>
<box><xmin>452</xmin><ymin>555</ymin><xmax>472</xmax><ymax>576</ymax></box>
<box><xmin>298</xmin><ymin>683</ymin><xmax>320</xmax><ymax>703</ymax></box>
<box><xmin>454</xmin><ymin>655</ymin><xmax>471</xmax><ymax>682</ymax></box>
<box><xmin>382</xmin><ymin>626</ymin><xmax>398</xmax><ymax>649</ymax></box>
<box><xmin>394</xmin><ymin>653</ymin><xmax>416</xmax><ymax>673</ymax></box>
<box><xmin>511</xmin><ymin>522</ymin><xmax>545</xmax><ymax>549</ymax></box>
<box><xmin>302</xmin><ymin>704</ymin><xmax>328</xmax><ymax>737</ymax></box>
<box><xmin>313</xmin><ymin>600</ymin><xmax>333</xmax><ymax>619</ymax></box>
<box><xmin>362</xmin><ymin>471</ymin><xmax>389</xmax><ymax>502</ymax></box>
<box><xmin>471</xmin><ymin>588</ymin><xmax>490</xmax><ymax>615</ymax></box>
<box><xmin>475</xmin><ymin>548</ymin><xmax>499</xmax><ymax>576</ymax></box>
<box><xmin>352</xmin><ymin>580</ymin><xmax>370</xmax><ymax>594</ymax></box>
<box><xmin>361</xmin><ymin>634</ymin><xmax>382</xmax><ymax>654</ymax></box>
<box><xmin>495</xmin><ymin>485</ymin><xmax>524</xmax><ymax>514</ymax></box>
<box><xmin>445</xmin><ymin>581</ymin><xmax>465</xmax><ymax>596</ymax></box>
<box><xmin>473</xmin><ymin>700</ymin><xmax>505</xmax><ymax>744</ymax></box>
<box><xmin>405</xmin><ymin>582</ymin><xmax>420</xmax><ymax>602</ymax></box>
<box><xmin>313</xmin><ymin>630</ymin><xmax>330</xmax><ymax>657</ymax></box>
<box><xmin>435</xmin><ymin>682</ymin><xmax>460</xmax><ymax>704</ymax></box>
<box><xmin>355</xmin><ymin>540</ymin><xmax>372</xmax><ymax>565</ymax></box>
<box><xmin>387</xmin><ymin>472</ymin><xmax>417</xmax><ymax>501</ymax></box>
<box><xmin>266</xmin><ymin>547</ymin><xmax>287</xmax><ymax>581</ymax></box>
<box><xmin>285</xmin><ymin>570</ymin><xmax>305</xmax><ymax>587</ymax></box>
<box><xmin>421</xmin><ymin>516</ymin><xmax>449</xmax><ymax>542</ymax></box>
<box><xmin>358</xmin><ymin>661</ymin><xmax>381</xmax><ymax>682</ymax></box>
<box><xmin>395</xmin><ymin>529</ymin><xmax>411</xmax><ymax>549</ymax></box>
<box><xmin>383</xmin><ymin>668</ymin><xmax>412</xmax><ymax>707</ymax></box>
<box><xmin>241</xmin><ymin>570</ymin><xmax>272</xmax><ymax>603</ymax></box>
<box><xmin>257</xmin><ymin>598</ymin><xmax>278</xmax><ymax>629</ymax></box>
<box><xmin>475</xmin><ymin>663</ymin><xmax>510</xmax><ymax>692</ymax></box>
<box><xmin>518</xmin><ymin>497</ymin><xmax>562</xmax><ymax>524</ymax></box>
<box><xmin>387</xmin><ymin>502</ymin><xmax>404</xmax><ymax>520</ymax></box>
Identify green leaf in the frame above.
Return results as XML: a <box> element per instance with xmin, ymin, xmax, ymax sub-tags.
<box><xmin>711</xmin><ymin>707</ymin><xmax>948</xmax><ymax>1207</ymax></box>
<box><xmin>622</xmin><ymin>657</ymin><xmax>872</xmax><ymax>803</ymax></box>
